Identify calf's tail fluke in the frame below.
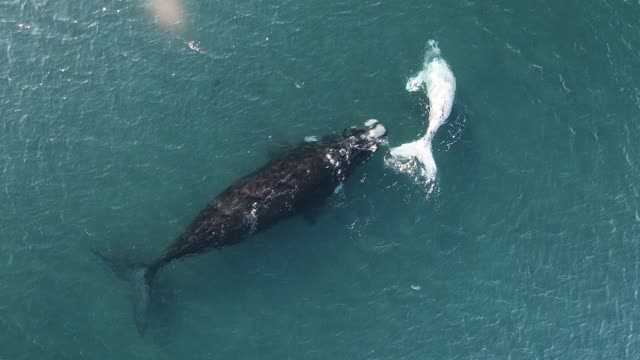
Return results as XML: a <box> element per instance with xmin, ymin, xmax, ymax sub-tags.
<box><xmin>92</xmin><ymin>249</ymin><xmax>154</xmax><ymax>335</ymax></box>
<box><xmin>387</xmin><ymin>137</ymin><xmax>437</xmax><ymax>184</ymax></box>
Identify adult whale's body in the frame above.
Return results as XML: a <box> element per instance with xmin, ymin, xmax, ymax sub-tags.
<box><xmin>96</xmin><ymin>121</ymin><xmax>386</xmax><ymax>333</ymax></box>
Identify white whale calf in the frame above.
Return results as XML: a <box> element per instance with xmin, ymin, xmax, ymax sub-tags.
<box><xmin>387</xmin><ymin>40</ymin><xmax>456</xmax><ymax>190</ymax></box>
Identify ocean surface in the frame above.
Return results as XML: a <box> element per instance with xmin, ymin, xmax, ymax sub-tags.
<box><xmin>2</xmin><ymin>0</ymin><xmax>640</xmax><ymax>359</ymax></box>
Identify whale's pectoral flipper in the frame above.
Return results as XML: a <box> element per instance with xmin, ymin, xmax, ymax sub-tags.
<box><xmin>92</xmin><ymin>249</ymin><xmax>152</xmax><ymax>335</ymax></box>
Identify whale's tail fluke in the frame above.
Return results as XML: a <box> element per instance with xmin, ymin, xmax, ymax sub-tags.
<box><xmin>93</xmin><ymin>249</ymin><xmax>152</xmax><ymax>335</ymax></box>
<box><xmin>388</xmin><ymin>137</ymin><xmax>437</xmax><ymax>182</ymax></box>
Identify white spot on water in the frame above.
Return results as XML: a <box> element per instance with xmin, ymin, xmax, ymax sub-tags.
<box><xmin>559</xmin><ymin>73</ymin><xmax>571</xmax><ymax>93</ymax></box>
<box><xmin>188</xmin><ymin>41</ymin><xmax>200</xmax><ymax>52</ymax></box>
<box><xmin>530</xmin><ymin>63</ymin><xmax>543</xmax><ymax>74</ymax></box>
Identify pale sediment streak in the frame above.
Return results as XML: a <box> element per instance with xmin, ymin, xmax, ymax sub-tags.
<box><xmin>147</xmin><ymin>0</ymin><xmax>184</xmax><ymax>30</ymax></box>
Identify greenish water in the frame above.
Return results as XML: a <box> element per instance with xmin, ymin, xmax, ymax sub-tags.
<box><xmin>2</xmin><ymin>0</ymin><xmax>640</xmax><ymax>358</ymax></box>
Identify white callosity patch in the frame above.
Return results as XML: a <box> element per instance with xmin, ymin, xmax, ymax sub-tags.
<box><xmin>362</xmin><ymin>123</ymin><xmax>387</xmax><ymax>152</ymax></box>
<box><xmin>387</xmin><ymin>40</ymin><xmax>456</xmax><ymax>191</ymax></box>
<box><xmin>321</xmin><ymin>121</ymin><xmax>387</xmax><ymax>189</ymax></box>
<box><xmin>366</xmin><ymin>124</ymin><xmax>387</xmax><ymax>140</ymax></box>
<box><xmin>325</xmin><ymin>151</ymin><xmax>339</xmax><ymax>170</ymax></box>
<box><xmin>364</xmin><ymin>119</ymin><xmax>379</xmax><ymax>127</ymax></box>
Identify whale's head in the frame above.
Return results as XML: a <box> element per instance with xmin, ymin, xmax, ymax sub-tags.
<box><xmin>318</xmin><ymin>120</ymin><xmax>387</xmax><ymax>179</ymax></box>
<box><xmin>344</xmin><ymin>119</ymin><xmax>387</xmax><ymax>154</ymax></box>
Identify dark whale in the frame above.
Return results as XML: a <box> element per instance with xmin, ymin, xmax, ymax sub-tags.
<box><xmin>96</xmin><ymin>120</ymin><xmax>387</xmax><ymax>333</ymax></box>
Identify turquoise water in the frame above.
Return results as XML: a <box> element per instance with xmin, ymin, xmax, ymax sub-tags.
<box><xmin>2</xmin><ymin>0</ymin><xmax>640</xmax><ymax>358</ymax></box>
